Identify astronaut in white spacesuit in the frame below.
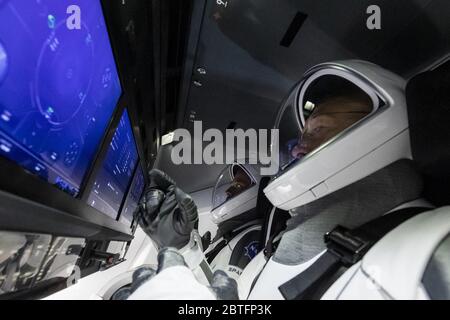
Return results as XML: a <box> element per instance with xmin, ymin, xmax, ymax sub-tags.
<box><xmin>202</xmin><ymin>162</ymin><xmax>290</xmax><ymax>282</ymax></box>
<box><xmin>121</xmin><ymin>59</ymin><xmax>431</xmax><ymax>300</ymax></box>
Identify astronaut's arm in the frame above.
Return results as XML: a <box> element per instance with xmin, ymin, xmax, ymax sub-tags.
<box><xmin>113</xmin><ymin>247</ymin><xmax>238</xmax><ymax>300</ymax></box>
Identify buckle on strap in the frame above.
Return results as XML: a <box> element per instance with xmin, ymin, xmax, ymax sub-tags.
<box><xmin>324</xmin><ymin>226</ymin><xmax>373</xmax><ymax>266</ymax></box>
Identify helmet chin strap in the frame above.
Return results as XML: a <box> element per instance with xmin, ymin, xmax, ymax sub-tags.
<box><xmin>272</xmin><ymin>159</ymin><xmax>423</xmax><ymax>266</ymax></box>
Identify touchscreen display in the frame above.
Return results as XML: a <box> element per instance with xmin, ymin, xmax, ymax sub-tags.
<box><xmin>0</xmin><ymin>0</ymin><xmax>121</xmax><ymax>196</ymax></box>
<box><xmin>87</xmin><ymin>109</ymin><xmax>139</xmax><ymax>219</ymax></box>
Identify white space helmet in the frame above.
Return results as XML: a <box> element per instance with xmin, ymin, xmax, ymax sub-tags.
<box><xmin>264</xmin><ymin>60</ymin><xmax>410</xmax><ymax>210</ymax></box>
<box><xmin>211</xmin><ymin>162</ymin><xmax>261</xmax><ymax>224</ymax></box>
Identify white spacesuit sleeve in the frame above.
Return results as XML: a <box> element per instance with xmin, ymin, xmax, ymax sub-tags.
<box><xmin>125</xmin><ymin>247</ymin><xmax>238</xmax><ymax>300</ymax></box>
<box><xmin>128</xmin><ymin>265</ymin><xmax>216</xmax><ymax>300</ymax></box>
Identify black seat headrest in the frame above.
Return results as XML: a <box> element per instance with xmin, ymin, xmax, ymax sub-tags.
<box><xmin>406</xmin><ymin>59</ymin><xmax>450</xmax><ymax>206</ymax></box>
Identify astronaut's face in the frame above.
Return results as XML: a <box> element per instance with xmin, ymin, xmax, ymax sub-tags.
<box><xmin>225</xmin><ymin>167</ymin><xmax>252</xmax><ymax>199</ymax></box>
<box><xmin>291</xmin><ymin>96</ymin><xmax>372</xmax><ymax>160</ymax></box>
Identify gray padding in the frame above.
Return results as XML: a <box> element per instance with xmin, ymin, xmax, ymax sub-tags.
<box><xmin>273</xmin><ymin>160</ymin><xmax>423</xmax><ymax>265</ymax></box>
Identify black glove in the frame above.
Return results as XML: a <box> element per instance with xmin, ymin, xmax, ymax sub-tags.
<box><xmin>210</xmin><ymin>270</ymin><xmax>239</xmax><ymax>300</ymax></box>
<box><xmin>135</xmin><ymin>169</ymin><xmax>198</xmax><ymax>250</ymax></box>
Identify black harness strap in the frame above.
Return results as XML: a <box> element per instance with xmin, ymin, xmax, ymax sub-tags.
<box><xmin>279</xmin><ymin>206</ymin><xmax>430</xmax><ymax>300</ymax></box>
<box><xmin>205</xmin><ymin>237</ymin><xmax>230</xmax><ymax>264</ymax></box>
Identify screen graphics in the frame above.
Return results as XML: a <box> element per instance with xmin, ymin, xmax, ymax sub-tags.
<box><xmin>0</xmin><ymin>0</ymin><xmax>122</xmax><ymax>196</ymax></box>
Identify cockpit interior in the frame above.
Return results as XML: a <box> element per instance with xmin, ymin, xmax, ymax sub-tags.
<box><xmin>0</xmin><ymin>0</ymin><xmax>450</xmax><ymax>301</ymax></box>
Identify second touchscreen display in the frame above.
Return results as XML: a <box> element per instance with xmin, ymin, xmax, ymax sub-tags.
<box><xmin>87</xmin><ymin>109</ymin><xmax>138</xmax><ymax>219</ymax></box>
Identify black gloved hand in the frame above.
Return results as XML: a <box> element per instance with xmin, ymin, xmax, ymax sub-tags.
<box><xmin>135</xmin><ymin>169</ymin><xmax>198</xmax><ymax>250</ymax></box>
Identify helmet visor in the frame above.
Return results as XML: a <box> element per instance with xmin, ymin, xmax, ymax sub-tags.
<box><xmin>212</xmin><ymin>164</ymin><xmax>256</xmax><ymax>210</ymax></box>
<box><xmin>276</xmin><ymin>73</ymin><xmax>376</xmax><ymax>173</ymax></box>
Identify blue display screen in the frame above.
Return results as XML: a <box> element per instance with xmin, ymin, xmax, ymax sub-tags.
<box><xmin>119</xmin><ymin>165</ymin><xmax>145</xmax><ymax>227</ymax></box>
<box><xmin>87</xmin><ymin>109</ymin><xmax>139</xmax><ymax>219</ymax></box>
<box><xmin>0</xmin><ymin>0</ymin><xmax>121</xmax><ymax>196</ymax></box>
